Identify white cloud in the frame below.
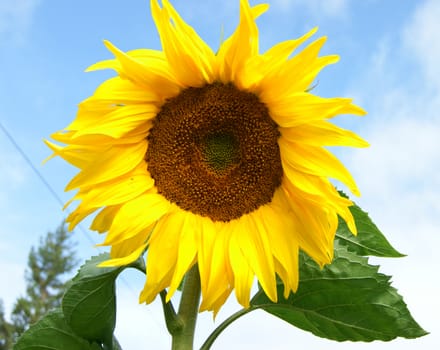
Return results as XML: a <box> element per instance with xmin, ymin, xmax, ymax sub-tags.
<box><xmin>347</xmin><ymin>0</ymin><xmax>440</xmax><ymax>231</ymax></box>
<box><xmin>0</xmin><ymin>0</ymin><xmax>40</xmax><ymax>44</ymax></box>
<box><xmin>403</xmin><ymin>0</ymin><xmax>440</xmax><ymax>89</ymax></box>
<box><xmin>340</xmin><ymin>0</ymin><xmax>440</xmax><ymax>347</ymax></box>
<box><xmin>351</xmin><ymin>114</ymin><xmax>440</xmax><ymax>201</ymax></box>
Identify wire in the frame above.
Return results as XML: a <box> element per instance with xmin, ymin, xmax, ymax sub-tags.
<box><xmin>0</xmin><ymin>120</ymin><xmax>99</xmax><ymax>247</ymax></box>
<box><xmin>2</xmin><ymin>121</ymin><xmax>149</xmax><ymax>296</ymax></box>
<box><xmin>0</xmin><ymin>122</ymin><xmax>64</xmax><ymax>207</ymax></box>
<box><xmin>0</xmin><ymin>121</ymin><xmax>143</xmax><ymax>298</ymax></box>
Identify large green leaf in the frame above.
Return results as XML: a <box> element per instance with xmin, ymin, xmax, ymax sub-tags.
<box><xmin>337</xmin><ymin>199</ymin><xmax>404</xmax><ymax>257</ymax></box>
<box><xmin>14</xmin><ymin>309</ymin><xmax>100</xmax><ymax>350</ymax></box>
<box><xmin>62</xmin><ymin>253</ymin><xmax>142</xmax><ymax>348</ymax></box>
<box><xmin>251</xmin><ymin>244</ymin><xmax>427</xmax><ymax>342</ymax></box>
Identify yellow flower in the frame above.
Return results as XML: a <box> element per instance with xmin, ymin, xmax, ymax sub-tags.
<box><xmin>46</xmin><ymin>0</ymin><xmax>367</xmax><ymax>314</ymax></box>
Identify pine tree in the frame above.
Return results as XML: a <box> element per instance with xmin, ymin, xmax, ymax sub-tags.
<box><xmin>0</xmin><ymin>300</ymin><xmax>13</xmax><ymax>350</ymax></box>
<box><xmin>9</xmin><ymin>222</ymin><xmax>78</xmax><ymax>342</ymax></box>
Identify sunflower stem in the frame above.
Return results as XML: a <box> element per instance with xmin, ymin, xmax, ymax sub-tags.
<box><xmin>171</xmin><ymin>264</ymin><xmax>201</xmax><ymax>350</ymax></box>
<box><xmin>160</xmin><ymin>290</ymin><xmax>184</xmax><ymax>335</ymax></box>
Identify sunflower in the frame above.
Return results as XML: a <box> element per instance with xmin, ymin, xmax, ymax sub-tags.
<box><xmin>46</xmin><ymin>0</ymin><xmax>367</xmax><ymax>314</ymax></box>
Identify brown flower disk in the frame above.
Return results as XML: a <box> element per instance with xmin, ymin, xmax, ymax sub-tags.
<box><xmin>146</xmin><ymin>83</ymin><xmax>283</xmax><ymax>222</ymax></box>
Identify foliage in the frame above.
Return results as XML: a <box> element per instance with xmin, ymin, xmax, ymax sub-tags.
<box><xmin>14</xmin><ymin>253</ymin><xmax>142</xmax><ymax>350</ymax></box>
<box><xmin>252</xmin><ymin>244</ymin><xmax>426</xmax><ymax>342</ymax></box>
<box><xmin>13</xmin><ymin>310</ymin><xmax>99</xmax><ymax>350</ymax></box>
<box><xmin>0</xmin><ymin>222</ymin><xmax>78</xmax><ymax>348</ymax></box>
<box><xmin>0</xmin><ymin>301</ymin><xmax>13</xmax><ymax>350</ymax></box>
<box><xmin>62</xmin><ymin>254</ymin><xmax>125</xmax><ymax>347</ymax></box>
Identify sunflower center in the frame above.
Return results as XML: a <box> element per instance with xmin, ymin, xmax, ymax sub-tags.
<box><xmin>202</xmin><ymin>132</ymin><xmax>240</xmax><ymax>172</ymax></box>
<box><xmin>146</xmin><ymin>82</ymin><xmax>283</xmax><ymax>222</ymax></box>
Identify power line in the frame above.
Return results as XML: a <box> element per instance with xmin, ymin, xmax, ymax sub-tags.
<box><xmin>0</xmin><ymin>121</ymin><xmax>142</xmax><ymax>297</ymax></box>
<box><xmin>0</xmin><ymin>122</ymin><xmax>64</xmax><ymax>208</ymax></box>
<box><xmin>0</xmin><ymin>120</ymin><xmax>98</xmax><ymax>247</ymax></box>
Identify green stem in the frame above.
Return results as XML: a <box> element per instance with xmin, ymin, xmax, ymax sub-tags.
<box><xmin>171</xmin><ymin>264</ymin><xmax>201</xmax><ymax>350</ymax></box>
<box><xmin>112</xmin><ymin>335</ymin><xmax>123</xmax><ymax>350</ymax></box>
<box><xmin>199</xmin><ymin>308</ymin><xmax>254</xmax><ymax>350</ymax></box>
<box><xmin>160</xmin><ymin>290</ymin><xmax>184</xmax><ymax>335</ymax></box>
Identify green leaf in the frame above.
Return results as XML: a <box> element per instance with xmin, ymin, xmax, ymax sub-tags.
<box><xmin>252</xmin><ymin>244</ymin><xmax>427</xmax><ymax>342</ymax></box>
<box><xmin>61</xmin><ymin>253</ymin><xmax>127</xmax><ymax>348</ymax></box>
<box><xmin>337</xmin><ymin>195</ymin><xmax>404</xmax><ymax>257</ymax></box>
<box><xmin>14</xmin><ymin>309</ymin><xmax>98</xmax><ymax>350</ymax></box>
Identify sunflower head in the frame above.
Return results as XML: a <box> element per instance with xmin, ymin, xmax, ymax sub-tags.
<box><xmin>146</xmin><ymin>82</ymin><xmax>283</xmax><ymax>222</ymax></box>
<box><xmin>46</xmin><ymin>0</ymin><xmax>367</xmax><ymax>314</ymax></box>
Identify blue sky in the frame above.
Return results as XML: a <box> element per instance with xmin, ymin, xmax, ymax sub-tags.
<box><xmin>1</xmin><ymin>0</ymin><xmax>439</xmax><ymax>349</ymax></box>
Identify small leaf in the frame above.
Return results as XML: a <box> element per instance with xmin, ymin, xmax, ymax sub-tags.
<box><xmin>252</xmin><ymin>244</ymin><xmax>427</xmax><ymax>342</ymax></box>
<box><xmin>14</xmin><ymin>309</ymin><xmax>97</xmax><ymax>350</ymax></box>
<box><xmin>337</xmin><ymin>193</ymin><xmax>404</xmax><ymax>257</ymax></box>
<box><xmin>62</xmin><ymin>253</ymin><xmax>126</xmax><ymax>347</ymax></box>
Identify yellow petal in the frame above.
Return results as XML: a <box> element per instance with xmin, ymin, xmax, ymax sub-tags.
<box><xmin>51</xmin><ymin>123</ymin><xmax>150</xmax><ymax>146</ymax></box>
<box><xmin>229</xmin><ymin>225</ymin><xmax>254</xmax><ymax>308</ymax></box>
<box><xmin>125</xmin><ymin>48</ymin><xmax>177</xmax><ymax>82</ymax></box>
<box><xmin>74</xmin><ymin>165</ymin><xmax>154</xmax><ymax>210</ymax></box>
<box><xmin>99</xmin><ymin>242</ymin><xmax>148</xmax><ymax>267</ymax></box>
<box><xmin>103</xmin><ymin>193</ymin><xmax>170</xmax><ymax>246</ymax></box>
<box><xmin>282</xmin><ymin>179</ymin><xmax>335</xmax><ymax>265</ymax></box>
<box><xmin>85</xmin><ymin>58</ymin><xmax>119</xmax><ymax>72</ymax></box>
<box><xmin>217</xmin><ymin>0</ymin><xmax>268</xmax><ymax>82</ymax></box>
<box><xmin>65</xmin><ymin>141</ymin><xmax>147</xmax><ymax>191</ymax></box>
<box><xmin>280</xmin><ymin>121</ymin><xmax>369</xmax><ymax>148</ymax></box>
<box><xmin>279</xmin><ymin>137</ymin><xmax>360</xmax><ymax>196</ymax></box>
<box><xmin>240</xmin><ymin>27</ymin><xmax>318</xmax><ymax>92</ymax></box>
<box><xmin>199</xmin><ymin>223</ymin><xmax>234</xmax><ymax>314</ymax></box>
<box><xmin>141</xmin><ymin>211</ymin><xmax>181</xmax><ymax>304</ymax></box>
<box><xmin>151</xmin><ymin>0</ymin><xmax>216</xmax><ymax>86</ymax></box>
<box><xmin>66</xmin><ymin>206</ymin><xmax>98</xmax><ymax>231</ymax></box>
<box><xmin>70</xmin><ymin>105</ymin><xmax>156</xmax><ymax>139</ymax></box>
<box><xmin>103</xmin><ymin>40</ymin><xmax>181</xmax><ymax>99</ymax></box>
<box><xmin>44</xmin><ymin>140</ymin><xmax>105</xmax><ymax>169</ymax></box>
<box><xmin>81</xmin><ymin>76</ymin><xmax>159</xmax><ymax>107</ymax></box>
<box><xmin>237</xmin><ymin>215</ymin><xmax>277</xmax><ymax>302</ymax></box>
<box><xmin>264</xmin><ymin>27</ymin><xmax>318</xmax><ymax>64</ymax></box>
<box><xmin>259</xmin><ymin>189</ymin><xmax>299</xmax><ymax>296</ymax></box>
<box><xmin>260</xmin><ymin>37</ymin><xmax>339</xmax><ymax>101</ymax></box>
<box><xmin>167</xmin><ymin>212</ymin><xmax>198</xmax><ymax>300</ymax></box>
<box><xmin>268</xmin><ymin>93</ymin><xmax>365</xmax><ymax>128</ymax></box>
<box><xmin>110</xmin><ymin>225</ymin><xmax>152</xmax><ymax>258</ymax></box>
<box><xmin>195</xmin><ymin>216</ymin><xmax>216</xmax><ymax>298</ymax></box>
<box><xmin>90</xmin><ymin>205</ymin><xmax>121</xmax><ymax>233</ymax></box>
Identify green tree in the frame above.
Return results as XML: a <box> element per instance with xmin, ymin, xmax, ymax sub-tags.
<box><xmin>8</xmin><ymin>222</ymin><xmax>78</xmax><ymax>343</ymax></box>
<box><xmin>0</xmin><ymin>300</ymin><xmax>13</xmax><ymax>350</ymax></box>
